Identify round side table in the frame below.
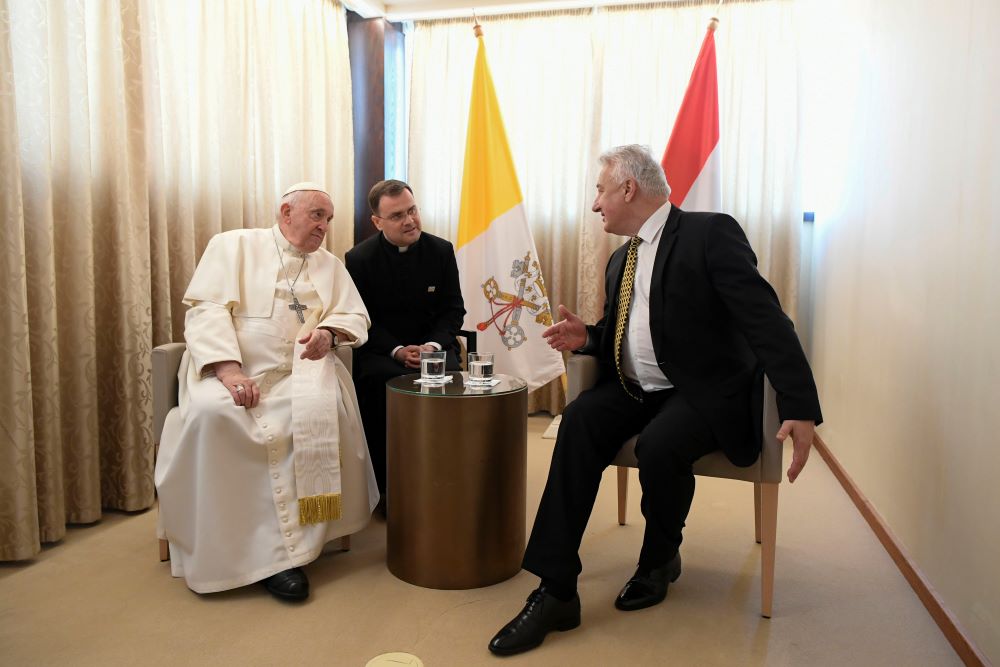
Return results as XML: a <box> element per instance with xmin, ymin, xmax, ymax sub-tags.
<box><xmin>385</xmin><ymin>372</ymin><xmax>527</xmax><ymax>589</ymax></box>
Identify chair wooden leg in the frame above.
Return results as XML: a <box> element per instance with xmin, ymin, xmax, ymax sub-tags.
<box><xmin>340</xmin><ymin>535</ymin><xmax>351</xmax><ymax>551</ymax></box>
<box><xmin>754</xmin><ymin>482</ymin><xmax>762</xmax><ymax>544</ymax></box>
<box><xmin>759</xmin><ymin>482</ymin><xmax>779</xmax><ymax>618</ymax></box>
<box><xmin>617</xmin><ymin>466</ymin><xmax>629</xmax><ymax>526</ymax></box>
<box><xmin>159</xmin><ymin>538</ymin><xmax>170</xmax><ymax>562</ymax></box>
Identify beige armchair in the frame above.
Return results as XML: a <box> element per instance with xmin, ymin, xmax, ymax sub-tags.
<box><xmin>565</xmin><ymin>354</ymin><xmax>782</xmax><ymax>618</ymax></box>
<box><xmin>152</xmin><ymin>342</ymin><xmax>353</xmax><ymax>562</ymax></box>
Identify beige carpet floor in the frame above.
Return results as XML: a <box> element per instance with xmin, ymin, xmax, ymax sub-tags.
<box><xmin>1</xmin><ymin>416</ymin><xmax>961</xmax><ymax>666</ymax></box>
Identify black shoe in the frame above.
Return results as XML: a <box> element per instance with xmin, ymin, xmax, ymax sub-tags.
<box><xmin>615</xmin><ymin>552</ymin><xmax>682</xmax><ymax>611</ymax></box>
<box><xmin>262</xmin><ymin>567</ymin><xmax>309</xmax><ymax>602</ymax></box>
<box><xmin>488</xmin><ymin>587</ymin><xmax>581</xmax><ymax>656</ymax></box>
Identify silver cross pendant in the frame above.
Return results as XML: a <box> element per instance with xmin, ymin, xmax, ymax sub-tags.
<box><xmin>288</xmin><ymin>296</ymin><xmax>307</xmax><ymax>323</ymax></box>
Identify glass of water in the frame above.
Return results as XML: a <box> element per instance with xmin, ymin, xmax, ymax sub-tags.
<box><xmin>419</xmin><ymin>350</ymin><xmax>447</xmax><ymax>383</ymax></box>
<box><xmin>468</xmin><ymin>351</ymin><xmax>495</xmax><ymax>384</ymax></box>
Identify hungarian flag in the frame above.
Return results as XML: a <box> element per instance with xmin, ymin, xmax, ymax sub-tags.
<box><xmin>455</xmin><ymin>24</ymin><xmax>565</xmax><ymax>392</ymax></box>
<box><xmin>662</xmin><ymin>19</ymin><xmax>722</xmax><ymax>212</ymax></box>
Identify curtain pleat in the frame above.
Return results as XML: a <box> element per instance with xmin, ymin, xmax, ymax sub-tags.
<box><xmin>0</xmin><ymin>0</ymin><xmax>355</xmax><ymax>560</ymax></box>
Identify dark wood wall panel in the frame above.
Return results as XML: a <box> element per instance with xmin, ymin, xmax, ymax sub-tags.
<box><xmin>347</xmin><ymin>14</ymin><xmax>385</xmax><ymax>244</ymax></box>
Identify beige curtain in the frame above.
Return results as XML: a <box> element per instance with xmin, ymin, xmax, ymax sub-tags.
<box><xmin>409</xmin><ymin>0</ymin><xmax>803</xmax><ymax>414</ymax></box>
<box><xmin>0</xmin><ymin>0</ymin><xmax>354</xmax><ymax>561</ymax></box>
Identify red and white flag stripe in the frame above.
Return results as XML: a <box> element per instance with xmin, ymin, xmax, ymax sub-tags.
<box><xmin>661</xmin><ymin>20</ymin><xmax>721</xmax><ymax>212</ymax></box>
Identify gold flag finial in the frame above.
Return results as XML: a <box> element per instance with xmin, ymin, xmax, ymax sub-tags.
<box><xmin>473</xmin><ymin>10</ymin><xmax>483</xmax><ymax>37</ymax></box>
<box><xmin>710</xmin><ymin>0</ymin><xmax>722</xmax><ymax>30</ymax></box>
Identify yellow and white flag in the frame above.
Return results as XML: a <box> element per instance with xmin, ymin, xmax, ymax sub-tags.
<box><xmin>456</xmin><ymin>25</ymin><xmax>564</xmax><ymax>391</ymax></box>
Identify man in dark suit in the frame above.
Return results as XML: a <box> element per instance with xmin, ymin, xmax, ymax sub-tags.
<box><xmin>488</xmin><ymin>145</ymin><xmax>822</xmax><ymax>656</ymax></box>
<box><xmin>345</xmin><ymin>180</ymin><xmax>466</xmax><ymax>498</ymax></box>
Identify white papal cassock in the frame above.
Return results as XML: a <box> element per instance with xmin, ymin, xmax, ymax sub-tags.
<box><xmin>155</xmin><ymin>225</ymin><xmax>378</xmax><ymax>594</ymax></box>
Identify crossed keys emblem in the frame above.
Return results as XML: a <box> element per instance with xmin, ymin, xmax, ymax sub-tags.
<box><xmin>477</xmin><ymin>251</ymin><xmax>554</xmax><ymax>349</ymax></box>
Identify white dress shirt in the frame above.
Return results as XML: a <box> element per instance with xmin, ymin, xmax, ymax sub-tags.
<box><xmin>620</xmin><ymin>201</ymin><xmax>674</xmax><ymax>392</ymax></box>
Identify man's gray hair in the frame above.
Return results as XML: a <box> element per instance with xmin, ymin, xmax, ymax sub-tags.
<box><xmin>275</xmin><ymin>190</ymin><xmax>307</xmax><ymax>222</ymax></box>
<box><xmin>599</xmin><ymin>144</ymin><xmax>671</xmax><ymax>199</ymax></box>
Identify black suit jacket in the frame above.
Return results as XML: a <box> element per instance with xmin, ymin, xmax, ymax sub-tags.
<box><xmin>345</xmin><ymin>231</ymin><xmax>466</xmax><ymax>362</ymax></box>
<box><xmin>582</xmin><ymin>206</ymin><xmax>822</xmax><ymax>466</ymax></box>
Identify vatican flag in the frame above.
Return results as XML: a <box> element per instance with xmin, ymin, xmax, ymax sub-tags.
<box><xmin>456</xmin><ymin>24</ymin><xmax>564</xmax><ymax>391</ymax></box>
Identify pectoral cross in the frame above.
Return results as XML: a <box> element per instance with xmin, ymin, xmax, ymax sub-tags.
<box><xmin>288</xmin><ymin>296</ymin><xmax>308</xmax><ymax>323</ymax></box>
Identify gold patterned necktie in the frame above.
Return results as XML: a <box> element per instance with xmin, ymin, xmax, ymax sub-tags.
<box><xmin>613</xmin><ymin>236</ymin><xmax>642</xmax><ymax>401</ymax></box>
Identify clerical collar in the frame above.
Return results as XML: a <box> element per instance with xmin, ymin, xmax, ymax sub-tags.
<box><xmin>379</xmin><ymin>231</ymin><xmax>419</xmax><ymax>254</ymax></box>
<box><xmin>271</xmin><ymin>224</ymin><xmax>308</xmax><ymax>258</ymax></box>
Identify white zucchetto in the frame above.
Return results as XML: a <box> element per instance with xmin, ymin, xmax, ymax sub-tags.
<box><xmin>282</xmin><ymin>182</ymin><xmax>330</xmax><ymax>198</ymax></box>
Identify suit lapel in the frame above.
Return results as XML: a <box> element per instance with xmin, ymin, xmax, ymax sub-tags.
<box><xmin>649</xmin><ymin>205</ymin><xmax>682</xmax><ymax>361</ymax></box>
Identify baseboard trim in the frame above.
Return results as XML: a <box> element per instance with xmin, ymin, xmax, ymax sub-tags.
<box><xmin>813</xmin><ymin>434</ymin><xmax>989</xmax><ymax>667</ymax></box>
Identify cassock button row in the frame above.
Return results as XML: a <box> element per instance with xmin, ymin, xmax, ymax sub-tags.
<box><xmin>285</xmin><ymin>531</ymin><xmax>292</xmax><ymax>538</ymax></box>
<box><xmin>271</xmin><ymin>449</ymin><xmax>277</xmax><ymax>455</ymax></box>
<box><xmin>262</xmin><ymin>423</ymin><xmax>269</xmax><ymax>429</ymax></box>
<box><xmin>254</xmin><ymin>412</ymin><xmax>262</xmax><ymax>418</ymax></box>
<box><xmin>267</xmin><ymin>435</ymin><xmax>274</xmax><ymax>441</ymax></box>
<box><xmin>275</xmin><ymin>488</ymin><xmax>282</xmax><ymax>494</ymax></box>
<box><xmin>282</xmin><ymin>517</ymin><xmax>288</xmax><ymax>523</ymax></box>
<box><xmin>288</xmin><ymin>546</ymin><xmax>295</xmax><ymax>552</ymax></box>
<box><xmin>279</xmin><ymin>502</ymin><xmax>286</xmax><ymax>509</ymax></box>
<box><xmin>270</xmin><ymin>460</ymin><xmax>277</xmax><ymax>466</ymax></box>
<box><xmin>272</xmin><ymin>473</ymin><xmax>279</xmax><ymax>479</ymax></box>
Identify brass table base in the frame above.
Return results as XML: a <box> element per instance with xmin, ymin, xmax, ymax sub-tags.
<box><xmin>386</xmin><ymin>374</ymin><xmax>527</xmax><ymax>589</ymax></box>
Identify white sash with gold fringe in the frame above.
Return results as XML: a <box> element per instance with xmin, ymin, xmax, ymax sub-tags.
<box><xmin>291</xmin><ymin>312</ymin><xmax>343</xmax><ymax>525</ymax></box>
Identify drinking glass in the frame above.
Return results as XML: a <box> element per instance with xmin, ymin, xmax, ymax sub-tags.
<box><xmin>468</xmin><ymin>352</ymin><xmax>495</xmax><ymax>384</ymax></box>
<box><xmin>419</xmin><ymin>350</ymin><xmax>447</xmax><ymax>382</ymax></box>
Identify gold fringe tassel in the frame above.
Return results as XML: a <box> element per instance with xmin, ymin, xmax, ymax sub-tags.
<box><xmin>298</xmin><ymin>493</ymin><xmax>342</xmax><ymax>525</ymax></box>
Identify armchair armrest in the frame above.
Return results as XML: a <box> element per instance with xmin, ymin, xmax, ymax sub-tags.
<box><xmin>335</xmin><ymin>345</ymin><xmax>352</xmax><ymax>374</ymax></box>
<box><xmin>152</xmin><ymin>342</ymin><xmax>187</xmax><ymax>445</ymax></box>
<box><xmin>566</xmin><ymin>354</ymin><xmax>600</xmax><ymax>404</ymax></box>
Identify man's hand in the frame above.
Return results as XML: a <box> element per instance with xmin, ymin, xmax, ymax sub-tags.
<box><xmin>213</xmin><ymin>360</ymin><xmax>260</xmax><ymax>409</ymax></box>
<box><xmin>542</xmin><ymin>305</ymin><xmax>588</xmax><ymax>352</ymax></box>
<box><xmin>299</xmin><ymin>328</ymin><xmax>334</xmax><ymax>361</ymax></box>
<box><xmin>777</xmin><ymin>419</ymin><xmax>816</xmax><ymax>483</ymax></box>
<box><xmin>394</xmin><ymin>344</ymin><xmax>423</xmax><ymax>369</ymax></box>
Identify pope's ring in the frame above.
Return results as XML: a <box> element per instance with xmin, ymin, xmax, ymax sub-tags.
<box><xmin>235</xmin><ymin>384</ymin><xmax>245</xmax><ymax>393</ymax></box>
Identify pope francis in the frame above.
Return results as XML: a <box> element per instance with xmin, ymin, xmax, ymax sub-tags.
<box><xmin>155</xmin><ymin>183</ymin><xmax>378</xmax><ymax>601</ymax></box>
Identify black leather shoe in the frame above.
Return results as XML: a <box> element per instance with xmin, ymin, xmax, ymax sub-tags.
<box><xmin>488</xmin><ymin>587</ymin><xmax>581</xmax><ymax>656</ymax></box>
<box><xmin>615</xmin><ymin>552</ymin><xmax>682</xmax><ymax>611</ymax></box>
<box><xmin>262</xmin><ymin>567</ymin><xmax>309</xmax><ymax>601</ymax></box>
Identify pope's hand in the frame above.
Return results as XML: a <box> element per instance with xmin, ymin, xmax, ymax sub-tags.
<box><xmin>214</xmin><ymin>361</ymin><xmax>260</xmax><ymax>409</ymax></box>
<box><xmin>542</xmin><ymin>305</ymin><xmax>587</xmax><ymax>352</ymax></box>
<box><xmin>299</xmin><ymin>328</ymin><xmax>333</xmax><ymax>361</ymax></box>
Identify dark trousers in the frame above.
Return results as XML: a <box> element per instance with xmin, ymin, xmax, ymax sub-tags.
<box><xmin>353</xmin><ymin>348</ymin><xmax>461</xmax><ymax>495</ymax></box>
<box><xmin>522</xmin><ymin>378</ymin><xmax>719</xmax><ymax>591</ymax></box>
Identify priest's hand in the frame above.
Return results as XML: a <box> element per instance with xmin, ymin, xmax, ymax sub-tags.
<box><xmin>213</xmin><ymin>361</ymin><xmax>260</xmax><ymax>409</ymax></box>
<box><xmin>543</xmin><ymin>305</ymin><xmax>587</xmax><ymax>352</ymax></box>
<box><xmin>299</xmin><ymin>328</ymin><xmax>334</xmax><ymax>361</ymax></box>
<box><xmin>777</xmin><ymin>419</ymin><xmax>815</xmax><ymax>483</ymax></box>
<box><xmin>394</xmin><ymin>345</ymin><xmax>423</xmax><ymax>369</ymax></box>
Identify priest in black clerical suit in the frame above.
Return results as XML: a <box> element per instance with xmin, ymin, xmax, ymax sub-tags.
<box><xmin>488</xmin><ymin>145</ymin><xmax>822</xmax><ymax>656</ymax></box>
<box><xmin>345</xmin><ymin>180</ymin><xmax>465</xmax><ymax>497</ymax></box>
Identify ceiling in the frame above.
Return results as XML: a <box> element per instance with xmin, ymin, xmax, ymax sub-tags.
<box><xmin>344</xmin><ymin>0</ymin><xmax>649</xmax><ymax>21</ymax></box>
